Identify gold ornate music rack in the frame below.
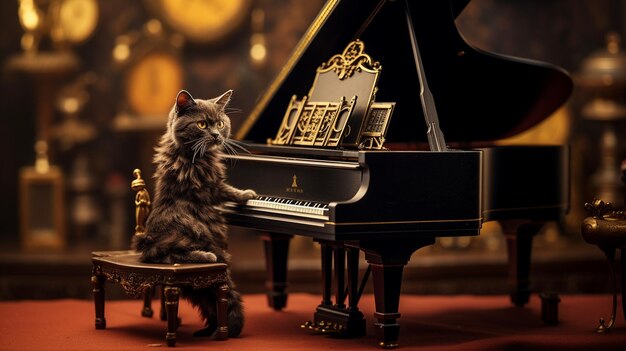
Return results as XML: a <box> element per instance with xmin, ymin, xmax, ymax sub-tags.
<box><xmin>270</xmin><ymin>40</ymin><xmax>394</xmax><ymax>150</ymax></box>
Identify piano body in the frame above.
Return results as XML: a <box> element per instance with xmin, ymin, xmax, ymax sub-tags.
<box><xmin>222</xmin><ymin>0</ymin><xmax>572</xmax><ymax>347</ymax></box>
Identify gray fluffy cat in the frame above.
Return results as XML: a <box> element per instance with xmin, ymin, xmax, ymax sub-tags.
<box><xmin>132</xmin><ymin>89</ymin><xmax>256</xmax><ymax>338</ymax></box>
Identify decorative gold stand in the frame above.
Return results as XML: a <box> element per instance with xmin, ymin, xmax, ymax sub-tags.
<box><xmin>581</xmin><ymin>160</ymin><xmax>626</xmax><ymax>332</ymax></box>
<box><xmin>131</xmin><ymin>169</ymin><xmax>151</xmax><ymax>236</ymax></box>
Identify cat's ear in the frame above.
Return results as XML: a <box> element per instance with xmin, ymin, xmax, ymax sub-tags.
<box><xmin>213</xmin><ymin>90</ymin><xmax>233</xmax><ymax>110</ymax></box>
<box><xmin>175</xmin><ymin>90</ymin><xmax>196</xmax><ymax>113</ymax></box>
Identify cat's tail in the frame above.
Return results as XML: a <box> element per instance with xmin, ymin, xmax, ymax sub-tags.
<box><xmin>186</xmin><ymin>286</ymin><xmax>244</xmax><ymax>338</ymax></box>
<box><xmin>131</xmin><ymin>233</ymin><xmax>161</xmax><ymax>263</ymax></box>
<box><xmin>226</xmin><ymin>288</ymin><xmax>244</xmax><ymax>337</ymax></box>
<box><xmin>131</xmin><ymin>233</ymin><xmax>151</xmax><ymax>252</ymax></box>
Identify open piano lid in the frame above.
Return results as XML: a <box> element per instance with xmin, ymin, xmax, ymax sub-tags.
<box><xmin>237</xmin><ymin>0</ymin><xmax>573</xmax><ymax>145</ymax></box>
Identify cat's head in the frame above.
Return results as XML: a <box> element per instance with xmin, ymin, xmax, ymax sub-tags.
<box><xmin>167</xmin><ymin>90</ymin><xmax>233</xmax><ymax>158</ymax></box>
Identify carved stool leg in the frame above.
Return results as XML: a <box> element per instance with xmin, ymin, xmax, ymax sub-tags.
<box><xmin>160</xmin><ymin>286</ymin><xmax>167</xmax><ymax>321</ymax></box>
<box><xmin>164</xmin><ymin>286</ymin><xmax>181</xmax><ymax>347</ymax></box>
<box><xmin>142</xmin><ymin>286</ymin><xmax>154</xmax><ymax>318</ymax></box>
<box><xmin>215</xmin><ymin>284</ymin><xmax>229</xmax><ymax>341</ymax></box>
<box><xmin>92</xmin><ymin>273</ymin><xmax>106</xmax><ymax>329</ymax></box>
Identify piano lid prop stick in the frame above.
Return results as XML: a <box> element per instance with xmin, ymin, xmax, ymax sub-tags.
<box><xmin>405</xmin><ymin>0</ymin><xmax>448</xmax><ymax>152</ymax></box>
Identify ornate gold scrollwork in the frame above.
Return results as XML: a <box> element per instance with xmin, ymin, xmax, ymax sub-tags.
<box><xmin>101</xmin><ymin>269</ymin><xmax>161</xmax><ymax>297</ymax></box>
<box><xmin>584</xmin><ymin>198</ymin><xmax>624</xmax><ymax>220</ymax></box>
<box><xmin>97</xmin><ymin>266</ymin><xmax>229</xmax><ymax>298</ymax></box>
<box><xmin>319</xmin><ymin>39</ymin><xmax>381</xmax><ymax>80</ymax></box>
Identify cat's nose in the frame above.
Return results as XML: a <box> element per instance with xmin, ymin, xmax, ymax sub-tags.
<box><xmin>210</xmin><ymin>132</ymin><xmax>220</xmax><ymax>139</ymax></box>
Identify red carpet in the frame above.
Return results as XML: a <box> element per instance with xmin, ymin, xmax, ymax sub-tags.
<box><xmin>1</xmin><ymin>293</ymin><xmax>625</xmax><ymax>350</ymax></box>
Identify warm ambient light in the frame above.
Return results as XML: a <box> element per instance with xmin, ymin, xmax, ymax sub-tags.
<box><xmin>19</xmin><ymin>1</ymin><xmax>40</xmax><ymax>31</ymax></box>
<box><xmin>250</xmin><ymin>33</ymin><xmax>266</xmax><ymax>63</ymax></box>
<box><xmin>61</xmin><ymin>97</ymin><xmax>80</xmax><ymax>114</ymax></box>
<box><xmin>113</xmin><ymin>43</ymin><xmax>130</xmax><ymax>62</ymax></box>
<box><xmin>250</xmin><ymin>43</ymin><xmax>267</xmax><ymax>62</ymax></box>
<box><xmin>145</xmin><ymin>19</ymin><xmax>163</xmax><ymax>35</ymax></box>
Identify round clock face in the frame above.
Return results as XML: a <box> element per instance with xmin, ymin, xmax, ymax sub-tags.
<box><xmin>126</xmin><ymin>52</ymin><xmax>184</xmax><ymax>117</ymax></box>
<box><xmin>57</xmin><ymin>0</ymin><xmax>99</xmax><ymax>44</ymax></box>
<box><xmin>156</xmin><ymin>0</ymin><xmax>251</xmax><ymax>43</ymax></box>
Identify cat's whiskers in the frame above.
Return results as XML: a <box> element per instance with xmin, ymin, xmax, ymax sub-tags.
<box><xmin>221</xmin><ymin>141</ymin><xmax>234</xmax><ymax>155</ymax></box>
<box><xmin>224</xmin><ymin>139</ymin><xmax>251</xmax><ymax>154</ymax></box>
<box><xmin>220</xmin><ymin>142</ymin><xmax>239</xmax><ymax>166</ymax></box>
<box><xmin>191</xmin><ymin>137</ymin><xmax>210</xmax><ymax>164</ymax></box>
<box><xmin>191</xmin><ymin>144</ymin><xmax>201</xmax><ymax>164</ymax></box>
<box><xmin>224</xmin><ymin>107</ymin><xmax>242</xmax><ymax>115</ymax></box>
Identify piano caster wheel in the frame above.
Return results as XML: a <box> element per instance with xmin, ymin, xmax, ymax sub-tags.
<box><xmin>379</xmin><ymin>341</ymin><xmax>399</xmax><ymax>349</ymax></box>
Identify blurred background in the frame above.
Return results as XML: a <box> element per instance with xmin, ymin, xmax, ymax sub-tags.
<box><xmin>0</xmin><ymin>0</ymin><xmax>625</xmax><ymax>300</ymax></box>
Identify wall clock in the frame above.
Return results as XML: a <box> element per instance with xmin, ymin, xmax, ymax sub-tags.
<box><xmin>51</xmin><ymin>0</ymin><xmax>99</xmax><ymax>46</ymax></box>
<box><xmin>125</xmin><ymin>51</ymin><xmax>184</xmax><ymax>117</ymax></box>
<box><xmin>149</xmin><ymin>0</ymin><xmax>252</xmax><ymax>44</ymax></box>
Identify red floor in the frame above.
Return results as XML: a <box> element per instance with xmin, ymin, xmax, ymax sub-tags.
<box><xmin>1</xmin><ymin>293</ymin><xmax>625</xmax><ymax>350</ymax></box>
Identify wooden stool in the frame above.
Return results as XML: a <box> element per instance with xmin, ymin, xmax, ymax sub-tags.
<box><xmin>91</xmin><ymin>250</ymin><xmax>230</xmax><ymax>347</ymax></box>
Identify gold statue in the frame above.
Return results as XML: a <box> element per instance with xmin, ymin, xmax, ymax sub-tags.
<box><xmin>131</xmin><ymin>168</ymin><xmax>151</xmax><ymax>236</ymax></box>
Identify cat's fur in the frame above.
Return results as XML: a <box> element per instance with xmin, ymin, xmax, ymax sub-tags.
<box><xmin>132</xmin><ymin>89</ymin><xmax>256</xmax><ymax>338</ymax></box>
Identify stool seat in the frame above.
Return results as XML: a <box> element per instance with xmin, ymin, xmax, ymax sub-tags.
<box><xmin>91</xmin><ymin>250</ymin><xmax>230</xmax><ymax>347</ymax></box>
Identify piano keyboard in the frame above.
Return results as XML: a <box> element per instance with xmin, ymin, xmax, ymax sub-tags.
<box><xmin>247</xmin><ymin>196</ymin><xmax>330</xmax><ymax>217</ymax></box>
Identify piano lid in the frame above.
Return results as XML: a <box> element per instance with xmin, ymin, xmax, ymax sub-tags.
<box><xmin>236</xmin><ymin>0</ymin><xmax>573</xmax><ymax>145</ymax></box>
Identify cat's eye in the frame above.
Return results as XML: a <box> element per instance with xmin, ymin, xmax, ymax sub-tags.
<box><xmin>197</xmin><ymin>120</ymin><xmax>207</xmax><ymax>129</ymax></box>
<box><xmin>216</xmin><ymin>120</ymin><xmax>225</xmax><ymax>130</ymax></box>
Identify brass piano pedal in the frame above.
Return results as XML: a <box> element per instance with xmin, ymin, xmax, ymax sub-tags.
<box><xmin>301</xmin><ymin>320</ymin><xmax>315</xmax><ymax>330</ymax></box>
<box><xmin>379</xmin><ymin>341</ymin><xmax>400</xmax><ymax>349</ymax></box>
<box><xmin>301</xmin><ymin>320</ymin><xmax>323</xmax><ymax>332</ymax></box>
<box><xmin>320</xmin><ymin>323</ymin><xmax>343</xmax><ymax>335</ymax></box>
<box><xmin>302</xmin><ymin>319</ymin><xmax>349</xmax><ymax>336</ymax></box>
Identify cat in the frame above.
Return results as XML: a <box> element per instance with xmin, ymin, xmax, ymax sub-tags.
<box><xmin>132</xmin><ymin>89</ymin><xmax>256</xmax><ymax>338</ymax></box>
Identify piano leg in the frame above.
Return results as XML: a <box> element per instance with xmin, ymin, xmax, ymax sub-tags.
<box><xmin>354</xmin><ymin>238</ymin><xmax>436</xmax><ymax>349</ymax></box>
<box><xmin>321</xmin><ymin>242</ymin><xmax>333</xmax><ymax>306</ymax></box>
<box><xmin>347</xmin><ymin>247</ymin><xmax>360</xmax><ymax>312</ymax></box>
<box><xmin>502</xmin><ymin>221</ymin><xmax>544</xmax><ymax>307</ymax></box>
<box><xmin>334</xmin><ymin>246</ymin><xmax>346</xmax><ymax>308</ymax></box>
<box><xmin>309</xmin><ymin>241</ymin><xmax>366</xmax><ymax>337</ymax></box>
<box><xmin>261</xmin><ymin>232</ymin><xmax>293</xmax><ymax>310</ymax></box>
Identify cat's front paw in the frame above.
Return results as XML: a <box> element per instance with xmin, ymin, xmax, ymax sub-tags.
<box><xmin>239</xmin><ymin>189</ymin><xmax>257</xmax><ymax>202</ymax></box>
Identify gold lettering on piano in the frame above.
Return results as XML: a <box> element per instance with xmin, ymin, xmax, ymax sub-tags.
<box><xmin>286</xmin><ymin>174</ymin><xmax>303</xmax><ymax>193</ymax></box>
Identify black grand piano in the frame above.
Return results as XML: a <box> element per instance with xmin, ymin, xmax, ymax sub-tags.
<box><xmin>222</xmin><ymin>0</ymin><xmax>572</xmax><ymax>348</ymax></box>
